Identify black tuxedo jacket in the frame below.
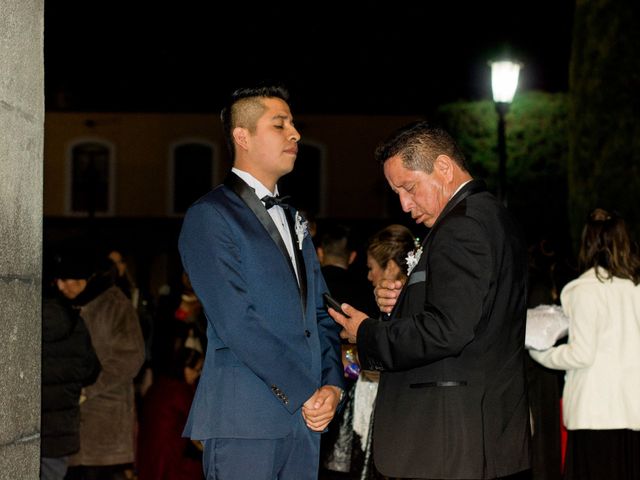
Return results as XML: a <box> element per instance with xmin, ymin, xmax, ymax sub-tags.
<box><xmin>357</xmin><ymin>180</ymin><xmax>531</xmax><ymax>479</ymax></box>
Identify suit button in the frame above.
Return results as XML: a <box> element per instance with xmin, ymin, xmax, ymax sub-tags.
<box><xmin>304</xmin><ymin>330</ymin><xmax>311</xmax><ymax>337</ymax></box>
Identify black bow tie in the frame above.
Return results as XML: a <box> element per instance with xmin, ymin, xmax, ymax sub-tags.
<box><xmin>261</xmin><ymin>195</ymin><xmax>291</xmax><ymax>210</ymax></box>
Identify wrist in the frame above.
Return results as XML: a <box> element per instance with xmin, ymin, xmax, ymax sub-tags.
<box><xmin>331</xmin><ymin>385</ymin><xmax>345</xmax><ymax>404</ymax></box>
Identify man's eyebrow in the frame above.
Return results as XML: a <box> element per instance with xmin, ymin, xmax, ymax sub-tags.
<box><xmin>271</xmin><ymin>114</ymin><xmax>291</xmax><ymax>121</ymax></box>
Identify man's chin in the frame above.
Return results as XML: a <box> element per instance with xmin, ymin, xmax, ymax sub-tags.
<box><xmin>417</xmin><ymin>216</ymin><xmax>434</xmax><ymax>228</ymax></box>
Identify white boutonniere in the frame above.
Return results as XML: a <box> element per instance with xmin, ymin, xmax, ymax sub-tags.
<box><xmin>405</xmin><ymin>240</ymin><xmax>423</xmax><ymax>276</ymax></box>
<box><xmin>294</xmin><ymin>212</ymin><xmax>308</xmax><ymax>250</ymax></box>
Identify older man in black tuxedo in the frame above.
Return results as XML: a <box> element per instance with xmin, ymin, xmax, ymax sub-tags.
<box><xmin>329</xmin><ymin>122</ymin><xmax>531</xmax><ymax>480</ymax></box>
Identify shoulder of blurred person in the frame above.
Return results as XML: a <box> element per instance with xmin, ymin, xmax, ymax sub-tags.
<box><xmin>41</xmin><ymin>293</ymin><xmax>101</xmax><ymax>458</ymax></box>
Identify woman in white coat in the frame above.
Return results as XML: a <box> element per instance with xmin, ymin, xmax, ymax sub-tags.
<box><xmin>530</xmin><ymin>208</ymin><xmax>640</xmax><ymax>480</ymax></box>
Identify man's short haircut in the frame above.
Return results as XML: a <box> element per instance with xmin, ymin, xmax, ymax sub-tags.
<box><xmin>374</xmin><ymin>121</ymin><xmax>468</xmax><ymax>173</ymax></box>
<box><xmin>319</xmin><ymin>223</ymin><xmax>354</xmax><ymax>261</ymax></box>
<box><xmin>220</xmin><ymin>83</ymin><xmax>290</xmax><ymax>160</ymax></box>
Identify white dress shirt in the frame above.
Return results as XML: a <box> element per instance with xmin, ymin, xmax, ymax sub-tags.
<box><xmin>232</xmin><ymin>168</ymin><xmax>299</xmax><ymax>283</ymax></box>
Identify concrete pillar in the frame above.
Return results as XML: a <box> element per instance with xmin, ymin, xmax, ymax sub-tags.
<box><xmin>0</xmin><ymin>0</ymin><xmax>44</xmax><ymax>478</ymax></box>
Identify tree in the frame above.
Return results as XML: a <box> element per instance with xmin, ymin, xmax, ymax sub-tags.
<box><xmin>436</xmin><ymin>91</ymin><xmax>570</xmax><ymax>249</ymax></box>
<box><xmin>568</xmin><ymin>0</ymin><xmax>640</xmax><ymax>243</ymax></box>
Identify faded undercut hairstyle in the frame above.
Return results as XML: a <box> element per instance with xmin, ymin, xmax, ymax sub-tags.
<box><xmin>367</xmin><ymin>224</ymin><xmax>417</xmax><ymax>281</ymax></box>
<box><xmin>578</xmin><ymin>208</ymin><xmax>640</xmax><ymax>284</ymax></box>
<box><xmin>220</xmin><ymin>83</ymin><xmax>290</xmax><ymax>161</ymax></box>
<box><xmin>374</xmin><ymin>121</ymin><xmax>468</xmax><ymax>173</ymax></box>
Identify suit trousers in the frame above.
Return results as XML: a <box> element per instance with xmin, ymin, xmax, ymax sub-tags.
<box><xmin>202</xmin><ymin>414</ymin><xmax>320</xmax><ymax>480</ymax></box>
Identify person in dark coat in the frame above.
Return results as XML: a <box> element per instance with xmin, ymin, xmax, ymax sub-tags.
<box><xmin>52</xmin><ymin>245</ymin><xmax>145</xmax><ymax>480</ymax></box>
<box><xmin>41</xmin><ymin>287</ymin><xmax>101</xmax><ymax>480</ymax></box>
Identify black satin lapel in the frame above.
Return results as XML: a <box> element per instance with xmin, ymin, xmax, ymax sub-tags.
<box><xmin>284</xmin><ymin>209</ymin><xmax>308</xmax><ymax>313</ymax></box>
<box><xmin>432</xmin><ymin>179</ymin><xmax>486</xmax><ymax>230</ymax></box>
<box><xmin>389</xmin><ymin>179</ymin><xmax>486</xmax><ymax>319</ymax></box>
<box><xmin>223</xmin><ymin>173</ymin><xmax>299</xmax><ymax>284</ymax></box>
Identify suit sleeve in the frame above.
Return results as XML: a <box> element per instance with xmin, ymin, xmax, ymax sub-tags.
<box><xmin>179</xmin><ymin>201</ymin><xmax>319</xmax><ymax>413</ymax></box>
<box><xmin>357</xmin><ymin>215</ymin><xmax>492</xmax><ymax>371</ymax></box>
<box><xmin>310</xmin><ymin>254</ymin><xmax>345</xmax><ymax>391</ymax></box>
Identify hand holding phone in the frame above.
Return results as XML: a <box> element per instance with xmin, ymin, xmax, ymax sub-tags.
<box><xmin>323</xmin><ymin>293</ymin><xmax>350</xmax><ymax>318</ymax></box>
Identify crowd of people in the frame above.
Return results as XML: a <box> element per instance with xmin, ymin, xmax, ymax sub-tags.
<box><xmin>41</xmin><ymin>83</ymin><xmax>640</xmax><ymax>480</ymax></box>
<box><xmin>41</xmin><ymin>244</ymin><xmax>208</xmax><ymax>480</ymax></box>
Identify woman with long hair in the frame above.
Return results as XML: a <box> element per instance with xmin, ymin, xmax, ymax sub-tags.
<box><xmin>530</xmin><ymin>208</ymin><xmax>640</xmax><ymax>479</ymax></box>
<box><xmin>356</xmin><ymin>224</ymin><xmax>417</xmax><ymax>479</ymax></box>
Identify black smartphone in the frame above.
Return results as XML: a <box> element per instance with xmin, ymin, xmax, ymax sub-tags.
<box><xmin>323</xmin><ymin>293</ymin><xmax>350</xmax><ymax>317</ymax></box>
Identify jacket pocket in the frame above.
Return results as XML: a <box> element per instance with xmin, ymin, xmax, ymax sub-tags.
<box><xmin>409</xmin><ymin>381</ymin><xmax>467</xmax><ymax>388</ymax></box>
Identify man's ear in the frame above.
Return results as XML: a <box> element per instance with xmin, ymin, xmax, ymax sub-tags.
<box><xmin>434</xmin><ymin>154</ymin><xmax>454</xmax><ymax>182</ymax></box>
<box><xmin>348</xmin><ymin>251</ymin><xmax>357</xmax><ymax>266</ymax></box>
<box><xmin>232</xmin><ymin>127</ymin><xmax>249</xmax><ymax>151</ymax></box>
<box><xmin>316</xmin><ymin>247</ymin><xmax>325</xmax><ymax>264</ymax></box>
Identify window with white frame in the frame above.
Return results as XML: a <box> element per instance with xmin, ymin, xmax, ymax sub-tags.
<box><xmin>68</xmin><ymin>140</ymin><xmax>114</xmax><ymax>215</ymax></box>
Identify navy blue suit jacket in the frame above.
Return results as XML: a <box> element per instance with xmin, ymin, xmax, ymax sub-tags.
<box><xmin>179</xmin><ymin>173</ymin><xmax>344</xmax><ymax>440</ymax></box>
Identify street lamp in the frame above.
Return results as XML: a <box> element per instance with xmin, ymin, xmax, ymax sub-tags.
<box><xmin>490</xmin><ymin>60</ymin><xmax>521</xmax><ymax>204</ymax></box>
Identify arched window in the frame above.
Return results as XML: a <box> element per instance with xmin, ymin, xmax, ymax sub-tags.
<box><xmin>170</xmin><ymin>140</ymin><xmax>217</xmax><ymax>215</ymax></box>
<box><xmin>279</xmin><ymin>141</ymin><xmax>326</xmax><ymax>216</ymax></box>
<box><xmin>66</xmin><ymin>140</ymin><xmax>115</xmax><ymax>215</ymax></box>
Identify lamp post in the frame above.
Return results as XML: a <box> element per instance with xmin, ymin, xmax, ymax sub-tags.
<box><xmin>490</xmin><ymin>60</ymin><xmax>521</xmax><ymax>204</ymax></box>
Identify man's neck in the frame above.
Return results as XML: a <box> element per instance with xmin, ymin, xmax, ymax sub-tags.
<box><xmin>448</xmin><ymin>172</ymin><xmax>473</xmax><ymax>200</ymax></box>
<box><xmin>233</xmin><ymin>162</ymin><xmax>278</xmax><ymax>192</ymax></box>
<box><xmin>232</xmin><ymin>166</ymin><xmax>278</xmax><ymax>194</ymax></box>
<box><xmin>321</xmin><ymin>256</ymin><xmax>349</xmax><ymax>270</ymax></box>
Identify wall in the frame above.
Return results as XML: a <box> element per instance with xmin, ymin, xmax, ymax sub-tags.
<box><xmin>44</xmin><ymin>112</ymin><xmax>418</xmax><ymax>218</ymax></box>
<box><xmin>0</xmin><ymin>0</ymin><xmax>44</xmax><ymax>478</ymax></box>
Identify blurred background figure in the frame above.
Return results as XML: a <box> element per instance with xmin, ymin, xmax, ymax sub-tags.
<box><xmin>525</xmin><ymin>238</ymin><xmax>568</xmax><ymax>480</ymax></box>
<box><xmin>171</xmin><ymin>273</ymin><xmax>206</xmax><ymax>354</ymax></box>
<box><xmin>316</xmin><ymin>222</ymin><xmax>376</xmax><ymax>315</ymax></box>
<box><xmin>365</xmin><ymin>224</ymin><xmax>416</xmax><ymax>294</ymax></box>
<box><xmin>322</xmin><ymin>224</ymin><xmax>416</xmax><ymax>479</ymax></box>
<box><xmin>41</xmin><ymin>265</ymin><xmax>101</xmax><ymax>480</ymax></box>
<box><xmin>51</xmin><ymin>244</ymin><xmax>145</xmax><ymax>480</ymax></box>
<box><xmin>317</xmin><ymin>222</ymin><xmax>376</xmax><ymax>478</ymax></box>
<box><xmin>530</xmin><ymin>208</ymin><xmax>640</xmax><ymax>480</ymax></box>
<box><xmin>107</xmin><ymin>247</ymin><xmax>155</xmax><ymax>407</ymax></box>
<box><xmin>356</xmin><ymin>224</ymin><xmax>416</xmax><ymax>479</ymax></box>
<box><xmin>136</xmin><ymin>346</ymin><xmax>204</xmax><ymax>480</ymax></box>
<box><xmin>107</xmin><ymin>249</ymin><xmax>139</xmax><ymax>307</ymax></box>
<box><xmin>150</xmin><ymin>271</ymin><xmax>206</xmax><ymax>378</ymax></box>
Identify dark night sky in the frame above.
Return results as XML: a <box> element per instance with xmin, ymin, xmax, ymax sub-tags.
<box><xmin>45</xmin><ymin>2</ymin><xmax>575</xmax><ymax>115</ymax></box>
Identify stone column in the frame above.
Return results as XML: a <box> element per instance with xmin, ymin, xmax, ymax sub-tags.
<box><xmin>0</xmin><ymin>0</ymin><xmax>44</xmax><ymax>478</ymax></box>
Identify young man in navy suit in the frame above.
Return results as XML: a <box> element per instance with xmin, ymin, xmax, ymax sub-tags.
<box><xmin>178</xmin><ymin>84</ymin><xmax>344</xmax><ymax>479</ymax></box>
<box><xmin>329</xmin><ymin>123</ymin><xmax>531</xmax><ymax>479</ymax></box>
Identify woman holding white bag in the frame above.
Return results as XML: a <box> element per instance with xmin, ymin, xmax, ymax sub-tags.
<box><xmin>529</xmin><ymin>208</ymin><xmax>640</xmax><ymax>480</ymax></box>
